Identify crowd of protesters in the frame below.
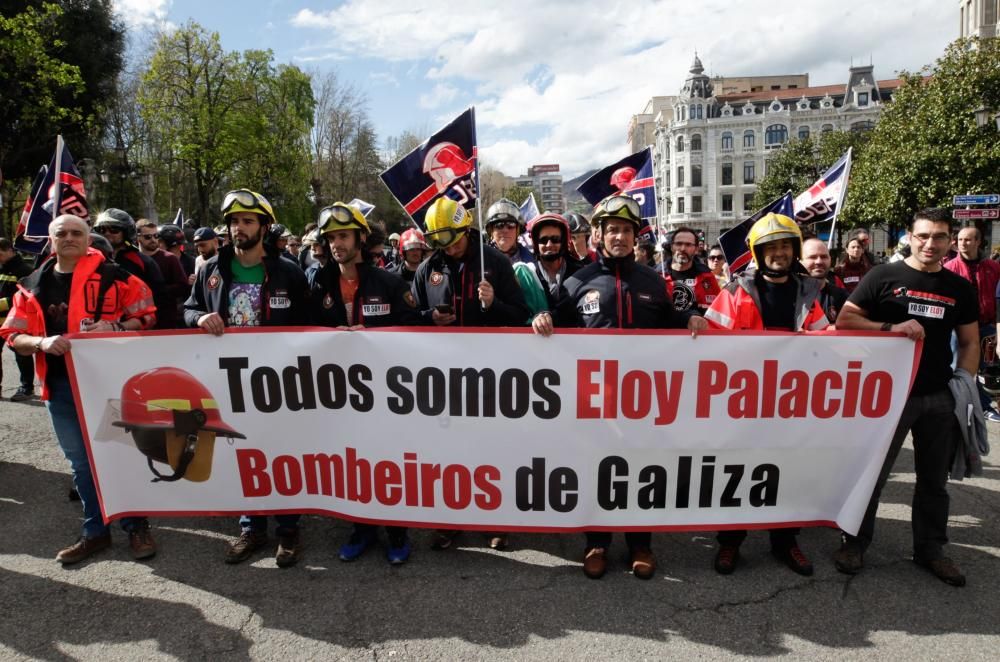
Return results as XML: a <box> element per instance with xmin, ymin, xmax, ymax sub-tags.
<box><xmin>0</xmin><ymin>189</ymin><xmax>990</xmax><ymax>589</ymax></box>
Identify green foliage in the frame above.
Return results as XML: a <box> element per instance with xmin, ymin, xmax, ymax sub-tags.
<box><xmin>849</xmin><ymin>38</ymin><xmax>1000</xmax><ymax>227</ymax></box>
<box><xmin>498</xmin><ymin>185</ymin><xmax>536</xmax><ymax>210</ymax></box>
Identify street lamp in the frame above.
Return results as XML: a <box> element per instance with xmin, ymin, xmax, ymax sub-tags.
<box><xmin>974</xmin><ymin>104</ymin><xmax>1000</xmax><ymax>130</ymax></box>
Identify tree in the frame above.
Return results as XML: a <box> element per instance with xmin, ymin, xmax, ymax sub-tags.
<box><xmin>849</xmin><ymin>37</ymin><xmax>1000</xmax><ymax>228</ymax></box>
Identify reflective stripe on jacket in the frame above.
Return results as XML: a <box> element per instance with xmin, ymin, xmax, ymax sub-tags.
<box><xmin>704</xmin><ymin>272</ymin><xmax>830</xmax><ymax>331</ymax></box>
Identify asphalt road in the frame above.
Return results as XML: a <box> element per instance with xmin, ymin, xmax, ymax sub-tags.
<box><xmin>1</xmin><ymin>349</ymin><xmax>998</xmax><ymax>660</ymax></box>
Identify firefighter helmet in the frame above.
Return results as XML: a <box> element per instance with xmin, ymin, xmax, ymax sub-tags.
<box><xmin>746</xmin><ymin>212</ymin><xmax>802</xmax><ymax>270</ymax></box>
<box><xmin>113</xmin><ymin>368</ymin><xmax>245</xmax><ymax>482</ymax></box>
<box><xmin>424</xmin><ymin>197</ymin><xmax>472</xmax><ymax>249</ymax></box>
<box><xmin>400</xmin><ymin>228</ymin><xmax>429</xmax><ymax>252</ymax></box>
<box><xmin>221</xmin><ymin>189</ymin><xmax>275</xmax><ymax>225</ymax></box>
<box><xmin>485</xmin><ymin>198</ymin><xmax>523</xmax><ymax>231</ymax></box>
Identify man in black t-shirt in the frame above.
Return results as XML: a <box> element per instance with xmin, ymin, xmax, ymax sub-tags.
<box><xmin>835</xmin><ymin>207</ymin><xmax>978</xmax><ymax>587</ymax></box>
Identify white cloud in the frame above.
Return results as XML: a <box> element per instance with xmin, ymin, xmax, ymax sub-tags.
<box><xmin>114</xmin><ymin>0</ymin><xmax>171</xmax><ymax>29</ymax></box>
<box><xmin>291</xmin><ymin>0</ymin><xmax>957</xmax><ymax>177</ymax></box>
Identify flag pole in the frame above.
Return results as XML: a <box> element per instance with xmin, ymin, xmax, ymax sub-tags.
<box><xmin>51</xmin><ymin>135</ymin><xmax>64</xmax><ymax>219</ymax></box>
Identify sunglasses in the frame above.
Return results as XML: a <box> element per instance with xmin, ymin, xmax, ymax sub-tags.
<box><xmin>318</xmin><ymin>205</ymin><xmax>363</xmax><ymax>233</ymax></box>
<box><xmin>139</xmin><ymin>233</ymin><xmax>159</xmax><ymax>240</ymax></box>
<box><xmin>425</xmin><ymin>227</ymin><xmax>463</xmax><ymax>249</ymax></box>
<box><xmin>536</xmin><ymin>236</ymin><xmax>562</xmax><ymax>245</ymax></box>
<box><xmin>96</xmin><ymin>226</ymin><xmax>123</xmax><ymax>235</ymax></box>
<box><xmin>490</xmin><ymin>221</ymin><xmax>518</xmax><ymax>230</ymax></box>
<box><xmin>594</xmin><ymin>195</ymin><xmax>641</xmax><ymax>222</ymax></box>
<box><xmin>288</xmin><ymin>242</ymin><xmax>301</xmax><ymax>248</ymax></box>
<box><xmin>221</xmin><ymin>189</ymin><xmax>271</xmax><ymax>216</ymax></box>
<box><xmin>708</xmin><ymin>254</ymin><xmax>725</xmax><ymax>260</ymax></box>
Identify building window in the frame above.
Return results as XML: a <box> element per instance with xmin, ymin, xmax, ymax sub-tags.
<box><xmin>798</xmin><ymin>126</ymin><xmax>810</xmax><ymax>140</ymax></box>
<box><xmin>743</xmin><ymin>161</ymin><xmax>755</xmax><ymax>184</ymax></box>
<box><xmin>690</xmin><ymin>104</ymin><xmax>703</xmax><ymax>120</ymax></box>
<box><xmin>987</xmin><ymin>0</ymin><xmax>998</xmax><ymax>24</ymax></box>
<box><xmin>677</xmin><ymin>197</ymin><xmax>685</xmax><ymax>213</ymax></box>
<box><xmin>765</xmin><ymin>124</ymin><xmax>788</xmax><ymax>145</ymax></box>
<box><xmin>857</xmin><ymin>92</ymin><xmax>869</xmax><ymax>107</ymax></box>
<box><xmin>851</xmin><ymin>120</ymin><xmax>875</xmax><ymax>133</ymax></box>
<box><xmin>691</xmin><ymin>165</ymin><xmax>702</xmax><ymax>187</ymax></box>
<box><xmin>692</xmin><ymin>196</ymin><xmax>702</xmax><ymax>213</ymax></box>
<box><xmin>743</xmin><ymin>193</ymin><xmax>755</xmax><ymax>211</ymax></box>
<box><xmin>721</xmin><ymin>162</ymin><xmax>733</xmax><ymax>185</ymax></box>
<box><xmin>743</xmin><ymin>130</ymin><xmax>755</xmax><ymax>148</ymax></box>
<box><xmin>821</xmin><ymin>123</ymin><xmax>834</xmax><ymax>134</ymax></box>
<box><xmin>721</xmin><ymin>194</ymin><xmax>733</xmax><ymax>212</ymax></box>
<box><xmin>677</xmin><ymin>166</ymin><xmax>684</xmax><ymax>187</ymax></box>
<box><xmin>691</xmin><ymin>134</ymin><xmax>702</xmax><ymax>151</ymax></box>
<box><xmin>721</xmin><ymin>132</ymin><xmax>733</xmax><ymax>150</ymax></box>
<box><xmin>676</xmin><ymin>135</ymin><xmax>684</xmax><ymax>152</ymax></box>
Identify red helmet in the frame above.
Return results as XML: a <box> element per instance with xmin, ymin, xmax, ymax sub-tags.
<box><xmin>527</xmin><ymin>213</ymin><xmax>572</xmax><ymax>258</ymax></box>
<box><xmin>610</xmin><ymin>166</ymin><xmax>637</xmax><ymax>192</ymax></box>
<box><xmin>400</xmin><ymin>228</ymin><xmax>429</xmax><ymax>252</ymax></box>
<box><xmin>113</xmin><ymin>367</ymin><xmax>245</xmax><ymax>438</ymax></box>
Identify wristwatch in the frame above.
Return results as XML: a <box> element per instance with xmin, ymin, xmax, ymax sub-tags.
<box><xmin>879</xmin><ymin>322</ymin><xmax>892</xmax><ymax>332</ymax></box>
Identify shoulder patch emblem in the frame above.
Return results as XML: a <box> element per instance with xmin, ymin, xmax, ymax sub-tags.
<box><xmin>207</xmin><ymin>274</ymin><xmax>221</xmax><ymax>291</ymax></box>
<box><xmin>430</xmin><ymin>272</ymin><xmax>444</xmax><ymax>286</ymax></box>
<box><xmin>582</xmin><ymin>289</ymin><xmax>601</xmax><ymax>315</ymax></box>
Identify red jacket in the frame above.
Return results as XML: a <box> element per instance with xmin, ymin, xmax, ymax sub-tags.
<box><xmin>943</xmin><ymin>255</ymin><xmax>1000</xmax><ymax>324</ymax></box>
<box><xmin>0</xmin><ymin>249</ymin><xmax>156</xmax><ymax>399</ymax></box>
<box><xmin>705</xmin><ymin>272</ymin><xmax>831</xmax><ymax>331</ymax></box>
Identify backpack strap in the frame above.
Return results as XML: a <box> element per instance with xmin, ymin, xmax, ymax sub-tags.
<box><xmin>92</xmin><ymin>262</ymin><xmax>119</xmax><ymax>323</ymax></box>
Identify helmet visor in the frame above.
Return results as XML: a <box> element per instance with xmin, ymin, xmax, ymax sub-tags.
<box><xmin>425</xmin><ymin>227</ymin><xmax>463</xmax><ymax>249</ymax></box>
<box><xmin>594</xmin><ymin>196</ymin><xmax>641</xmax><ymax>224</ymax></box>
<box><xmin>221</xmin><ymin>189</ymin><xmax>271</xmax><ymax>217</ymax></box>
<box><xmin>318</xmin><ymin>205</ymin><xmax>364</xmax><ymax>234</ymax></box>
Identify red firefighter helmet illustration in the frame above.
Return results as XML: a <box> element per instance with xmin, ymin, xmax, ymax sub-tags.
<box><xmin>610</xmin><ymin>166</ymin><xmax>637</xmax><ymax>192</ymax></box>
<box><xmin>113</xmin><ymin>367</ymin><xmax>245</xmax><ymax>483</ymax></box>
<box><xmin>423</xmin><ymin>142</ymin><xmax>475</xmax><ymax>192</ymax></box>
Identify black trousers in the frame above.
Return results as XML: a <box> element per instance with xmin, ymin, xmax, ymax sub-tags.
<box><xmin>845</xmin><ymin>389</ymin><xmax>957</xmax><ymax>561</ymax></box>
<box><xmin>1</xmin><ymin>344</ymin><xmax>34</xmax><ymax>390</ymax></box>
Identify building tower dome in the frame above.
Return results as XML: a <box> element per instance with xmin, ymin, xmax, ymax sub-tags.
<box><xmin>680</xmin><ymin>52</ymin><xmax>714</xmax><ymax>99</ymax></box>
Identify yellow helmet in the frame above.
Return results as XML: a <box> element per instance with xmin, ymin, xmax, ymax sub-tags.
<box><xmin>221</xmin><ymin>189</ymin><xmax>275</xmax><ymax>224</ymax></box>
<box><xmin>747</xmin><ymin>212</ymin><xmax>802</xmax><ymax>268</ymax></box>
<box><xmin>318</xmin><ymin>202</ymin><xmax>371</xmax><ymax>236</ymax></box>
<box><xmin>424</xmin><ymin>197</ymin><xmax>472</xmax><ymax>249</ymax></box>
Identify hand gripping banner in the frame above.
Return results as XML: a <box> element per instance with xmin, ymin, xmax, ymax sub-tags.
<box><xmin>67</xmin><ymin>328</ymin><xmax>920</xmax><ymax>534</ymax></box>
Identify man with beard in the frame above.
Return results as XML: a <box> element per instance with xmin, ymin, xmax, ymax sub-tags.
<box><xmin>184</xmin><ymin>188</ymin><xmax>308</xmax><ymax>568</ymax></box>
<box><xmin>135</xmin><ymin>219</ymin><xmax>187</xmax><ymax>329</ymax></box>
<box><xmin>485</xmin><ymin>198</ymin><xmax>534</xmax><ymax>264</ymax></box>
<box><xmin>658</xmin><ymin>226</ymin><xmax>720</xmax><ymax>315</ymax></box>
<box><xmin>192</xmin><ymin>226</ymin><xmax>219</xmax><ymax>276</ymax></box>
<box><xmin>158</xmin><ymin>225</ymin><xmax>195</xmax><ymax>279</ymax></box>
<box><xmin>390</xmin><ymin>228</ymin><xmax>429</xmax><ymax>283</ymax></box>
<box><xmin>800</xmin><ymin>236</ymin><xmax>849</xmax><ymax>324</ymax></box>
<box><xmin>93</xmin><ymin>209</ymin><xmax>167</xmax><ymax>326</ymax></box>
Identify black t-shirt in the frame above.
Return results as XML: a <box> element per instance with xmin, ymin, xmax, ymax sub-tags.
<box><xmin>756</xmin><ymin>274</ymin><xmax>797</xmax><ymax>330</ymax></box>
<box><xmin>848</xmin><ymin>261</ymin><xmax>978</xmax><ymax>395</ymax></box>
<box><xmin>668</xmin><ymin>266</ymin><xmax>699</xmax><ymax>312</ymax></box>
<box><xmin>39</xmin><ymin>269</ymin><xmax>73</xmax><ymax>383</ymax></box>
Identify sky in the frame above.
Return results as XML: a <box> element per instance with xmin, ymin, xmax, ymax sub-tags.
<box><xmin>115</xmin><ymin>0</ymin><xmax>957</xmax><ymax>179</ymax></box>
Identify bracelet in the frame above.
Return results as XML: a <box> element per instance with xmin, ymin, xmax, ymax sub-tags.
<box><xmin>33</xmin><ymin>336</ymin><xmax>44</xmax><ymax>353</ymax></box>
<box><xmin>879</xmin><ymin>322</ymin><xmax>892</xmax><ymax>332</ymax></box>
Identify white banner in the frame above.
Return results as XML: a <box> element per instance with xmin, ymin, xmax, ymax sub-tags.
<box><xmin>67</xmin><ymin>329</ymin><xmax>920</xmax><ymax>534</ymax></box>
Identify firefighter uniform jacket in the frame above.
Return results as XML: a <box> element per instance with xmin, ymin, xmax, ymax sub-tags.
<box><xmin>704</xmin><ymin>271</ymin><xmax>831</xmax><ymax>331</ymax></box>
<box><xmin>411</xmin><ymin>234</ymin><xmax>529</xmax><ymax>327</ymax></box>
<box><xmin>0</xmin><ymin>248</ymin><xmax>156</xmax><ymax>399</ymax></box>
<box><xmin>559</xmin><ymin>252</ymin><xmax>686</xmax><ymax>329</ymax></box>
<box><xmin>310</xmin><ymin>261</ymin><xmax>419</xmax><ymax>328</ymax></box>
<box><xmin>183</xmin><ymin>246</ymin><xmax>308</xmax><ymax>328</ymax></box>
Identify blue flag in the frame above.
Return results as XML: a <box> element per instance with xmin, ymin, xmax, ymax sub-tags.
<box><xmin>519</xmin><ymin>193</ymin><xmax>539</xmax><ymax>223</ymax></box>
<box><xmin>577</xmin><ymin>147</ymin><xmax>658</xmax><ymax>241</ymax></box>
<box><xmin>793</xmin><ymin>148</ymin><xmax>853</xmax><ymax>240</ymax></box>
<box><xmin>379</xmin><ymin>107</ymin><xmax>478</xmax><ymax>231</ymax></box>
<box><xmin>14</xmin><ymin>140</ymin><xmax>89</xmax><ymax>254</ymax></box>
<box><xmin>348</xmin><ymin>198</ymin><xmax>375</xmax><ymax>218</ymax></box>
<box><xmin>172</xmin><ymin>208</ymin><xmax>183</xmax><ymax>227</ymax></box>
<box><xmin>718</xmin><ymin>192</ymin><xmax>794</xmax><ymax>274</ymax></box>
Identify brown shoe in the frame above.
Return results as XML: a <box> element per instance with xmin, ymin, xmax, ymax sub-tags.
<box><xmin>914</xmin><ymin>556</ymin><xmax>966</xmax><ymax>587</ymax></box>
<box><xmin>630</xmin><ymin>546</ymin><xmax>657</xmax><ymax>580</ymax></box>
<box><xmin>834</xmin><ymin>540</ymin><xmax>864</xmax><ymax>575</ymax></box>
<box><xmin>56</xmin><ymin>533</ymin><xmax>111</xmax><ymax>565</ymax></box>
<box><xmin>430</xmin><ymin>529</ymin><xmax>459</xmax><ymax>551</ymax></box>
<box><xmin>128</xmin><ymin>523</ymin><xmax>157</xmax><ymax>560</ymax></box>
<box><xmin>224</xmin><ymin>530</ymin><xmax>268</xmax><ymax>564</ymax></box>
<box><xmin>275</xmin><ymin>531</ymin><xmax>301</xmax><ymax>568</ymax></box>
<box><xmin>488</xmin><ymin>533</ymin><xmax>509</xmax><ymax>551</ymax></box>
<box><xmin>583</xmin><ymin>547</ymin><xmax>607</xmax><ymax>579</ymax></box>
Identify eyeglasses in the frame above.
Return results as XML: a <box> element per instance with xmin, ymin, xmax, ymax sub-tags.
<box><xmin>536</xmin><ymin>236</ymin><xmax>562</xmax><ymax>245</ymax></box>
<box><xmin>490</xmin><ymin>221</ymin><xmax>518</xmax><ymax>230</ymax></box>
<box><xmin>593</xmin><ymin>195</ymin><xmax>641</xmax><ymax>223</ymax></box>
<box><xmin>288</xmin><ymin>242</ymin><xmax>301</xmax><ymax>248</ymax></box>
<box><xmin>708</xmin><ymin>254</ymin><xmax>725</xmax><ymax>261</ymax></box>
<box><xmin>221</xmin><ymin>189</ymin><xmax>272</xmax><ymax>217</ymax></box>
<box><xmin>138</xmin><ymin>233</ymin><xmax>159</xmax><ymax>240</ymax></box>
<box><xmin>96</xmin><ymin>226</ymin><xmax>123</xmax><ymax>235</ymax></box>
<box><xmin>318</xmin><ymin>204</ymin><xmax>365</xmax><ymax>233</ymax></box>
<box><xmin>912</xmin><ymin>232</ymin><xmax>951</xmax><ymax>243</ymax></box>
<box><xmin>425</xmin><ymin>227</ymin><xmax>463</xmax><ymax>249</ymax></box>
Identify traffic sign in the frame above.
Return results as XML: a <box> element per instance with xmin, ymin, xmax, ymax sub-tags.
<box><xmin>953</xmin><ymin>194</ymin><xmax>999</xmax><ymax>205</ymax></box>
<box><xmin>953</xmin><ymin>208</ymin><xmax>1000</xmax><ymax>220</ymax></box>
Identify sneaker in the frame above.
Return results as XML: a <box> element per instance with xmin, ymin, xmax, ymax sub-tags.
<box><xmin>630</xmin><ymin>547</ymin><xmax>657</xmax><ymax>580</ymax></box>
<box><xmin>386</xmin><ymin>536</ymin><xmax>412</xmax><ymax>565</ymax></box>
<box><xmin>833</xmin><ymin>540</ymin><xmax>864</xmax><ymax>575</ymax></box>
<box><xmin>914</xmin><ymin>556</ymin><xmax>966</xmax><ymax>587</ymax></box>
<box><xmin>714</xmin><ymin>544</ymin><xmax>740</xmax><ymax>575</ymax></box>
<box><xmin>430</xmin><ymin>529</ymin><xmax>459</xmax><ymax>551</ymax></box>
<box><xmin>582</xmin><ymin>547</ymin><xmax>607</xmax><ymax>579</ymax></box>
<box><xmin>488</xmin><ymin>533</ymin><xmax>509</xmax><ymax>551</ymax></box>
<box><xmin>985</xmin><ymin>409</ymin><xmax>1000</xmax><ymax>422</ymax></box>
<box><xmin>339</xmin><ymin>530</ymin><xmax>375</xmax><ymax>561</ymax></box>
<box><xmin>275</xmin><ymin>531</ymin><xmax>301</xmax><ymax>568</ymax></box>
<box><xmin>772</xmin><ymin>544</ymin><xmax>814</xmax><ymax>576</ymax></box>
<box><xmin>56</xmin><ymin>533</ymin><xmax>112</xmax><ymax>565</ymax></box>
<box><xmin>224</xmin><ymin>530</ymin><xmax>268</xmax><ymax>564</ymax></box>
<box><xmin>10</xmin><ymin>386</ymin><xmax>33</xmax><ymax>402</ymax></box>
<box><xmin>127</xmin><ymin>522</ymin><xmax>157</xmax><ymax>560</ymax></box>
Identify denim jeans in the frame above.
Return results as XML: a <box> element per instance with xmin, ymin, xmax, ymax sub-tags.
<box><xmin>46</xmin><ymin>376</ymin><xmax>146</xmax><ymax>538</ymax></box>
<box><xmin>239</xmin><ymin>514</ymin><xmax>300</xmax><ymax>536</ymax></box>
